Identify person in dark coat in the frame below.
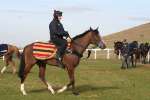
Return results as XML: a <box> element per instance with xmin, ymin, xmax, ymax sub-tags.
<box><xmin>49</xmin><ymin>10</ymin><xmax>69</xmax><ymax>67</ymax></box>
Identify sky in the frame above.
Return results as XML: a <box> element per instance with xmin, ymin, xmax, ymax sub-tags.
<box><xmin>0</xmin><ymin>0</ymin><xmax>150</xmax><ymax>47</ymax></box>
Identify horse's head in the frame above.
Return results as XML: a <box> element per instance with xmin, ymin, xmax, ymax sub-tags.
<box><xmin>89</xmin><ymin>27</ymin><xmax>106</xmax><ymax>49</ymax></box>
<box><xmin>114</xmin><ymin>41</ymin><xmax>123</xmax><ymax>55</ymax></box>
<box><xmin>144</xmin><ymin>42</ymin><xmax>150</xmax><ymax>52</ymax></box>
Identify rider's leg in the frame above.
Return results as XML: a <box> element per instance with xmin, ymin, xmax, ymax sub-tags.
<box><xmin>58</xmin><ymin>39</ymin><xmax>67</xmax><ymax>59</ymax></box>
<box><xmin>52</xmin><ymin>38</ymin><xmax>67</xmax><ymax>68</ymax></box>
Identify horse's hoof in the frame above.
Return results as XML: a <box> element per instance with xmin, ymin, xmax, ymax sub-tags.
<box><xmin>21</xmin><ymin>90</ymin><xmax>27</xmax><ymax>95</ymax></box>
<box><xmin>72</xmin><ymin>91</ymin><xmax>80</xmax><ymax>96</ymax></box>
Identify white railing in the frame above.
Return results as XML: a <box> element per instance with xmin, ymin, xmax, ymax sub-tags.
<box><xmin>0</xmin><ymin>49</ymin><xmax>149</xmax><ymax>62</ymax></box>
<box><xmin>86</xmin><ymin>48</ymin><xmax>150</xmax><ymax>62</ymax></box>
<box><xmin>86</xmin><ymin>48</ymin><xmax>114</xmax><ymax>59</ymax></box>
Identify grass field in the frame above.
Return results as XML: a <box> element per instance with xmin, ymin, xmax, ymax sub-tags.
<box><xmin>0</xmin><ymin>58</ymin><xmax>150</xmax><ymax>100</ymax></box>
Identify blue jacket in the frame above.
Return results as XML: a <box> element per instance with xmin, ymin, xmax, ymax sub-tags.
<box><xmin>49</xmin><ymin>18</ymin><xmax>68</xmax><ymax>40</ymax></box>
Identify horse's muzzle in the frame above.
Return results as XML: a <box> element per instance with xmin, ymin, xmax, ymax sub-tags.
<box><xmin>98</xmin><ymin>40</ymin><xmax>106</xmax><ymax>49</ymax></box>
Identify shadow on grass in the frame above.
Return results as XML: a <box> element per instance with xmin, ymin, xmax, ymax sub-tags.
<box><xmin>28</xmin><ymin>86</ymin><xmax>62</xmax><ymax>93</ymax></box>
<box><xmin>28</xmin><ymin>84</ymin><xmax>119</xmax><ymax>94</ymax></box>
<box><xmin>0</xmin><ymin>71</ymin><xmax>13</xmax><ymax>75</ymax></box>
<box><xmin>76</xmin><ymin>84</ymin><xmax>120</xmax><ymax>93</ymax></box>
<box><xmin>29</xmin><ymin>88</ymin><xmax>48</xmax><ymax>93</ymax></box>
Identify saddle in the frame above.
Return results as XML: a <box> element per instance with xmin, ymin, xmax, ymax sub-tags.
<box><xmin>0</xmin><ymin>44</ymin><xmax>8</xmax><ymax>57</ymax></box>
<box><xmin>33</xmin><ymin>42</ymin><xmax>71</xmax><ymax>60</ymax></box>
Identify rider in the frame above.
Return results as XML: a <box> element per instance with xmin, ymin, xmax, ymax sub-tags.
<box><xmin>122</xmin><ymin>39</ymin><xmax>128</xmax><ymax>45</ymax></box>
<box><xmin>49</xmin><ymin>10</ymin><xmax>69</xmax><ymax>66</ymax></box>
<box><xmin>122</xmin><ymin>39</ymin><xmax>128</xmax><ymax>48</ymax></box>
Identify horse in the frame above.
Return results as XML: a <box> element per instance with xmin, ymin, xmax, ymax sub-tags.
<box><xmin>18</xmin><ymin>27</ymin><xmax>106</xmax><ymax>95</ymax></box>
<box><xmin>139</xmin><ymin>42</ymin><xmax>150</xmax><ymax>64</ymax></box>
<box><xmin>114</xmin><ymin>41</ymin><xmax>130</xmax><ymax>68</ymax></box>
<box><xmin>114</xmin><ymin>41</ymin><xmax>123</xmax><ymax>56</ymax></box>
<box><xmin>114</xmin><ymin>41</ymin><xmax>139</xmax><ymax>69</ymax></box>
<box><xmin>127</xmin><ymin>41</ymin><xmax>140</xmax><ymax>67</ymax></box>
<box><xmin>0</xmin><ymin>44</ymin><xmax>20</xmax><ymax>74</ymax></box>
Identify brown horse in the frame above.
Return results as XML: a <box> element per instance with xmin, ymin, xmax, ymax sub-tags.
<box><xmin>18</xmin><ymin>27</ymin><xmax>106</xmax><ymax>95</ymax></box>
<box><xmin>0</xmin><ymin>44</ymin><xmax>20</xmax><ymax>74</ymax></box>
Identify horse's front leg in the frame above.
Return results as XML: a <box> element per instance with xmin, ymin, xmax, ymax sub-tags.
<box><xmin>57</xmin><ymin>67</ymin><xmax>79</xmax><ymax>95</ymax></box>
<box><xmin>131</xmin><ymin>55</ymin><xmax>134</xmax><ymax>67</ymax></box>
<box><xmin>144</xmin><ymin>56</ymin><xmax>146</xmax><ymax>64</ymax></box>
<box><xmin>67</xmin><ymin>68</ymin><xmax>79</xmax><ymax>95</ymax></box>
<box><xmin>134</xmin><ymin>55</ymin><xmax>137</xmax><ymax>67</ymax></box>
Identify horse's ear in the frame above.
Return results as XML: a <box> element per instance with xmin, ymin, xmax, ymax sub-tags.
<box><xmin>54</xmin><ymin>10</ymin><xmax>56</xmax><ymax>12</ymax></box>
<box><xmin>96</xmin><ymin>27</ymin><xmax>99</xmax><ymax>30</ymax></box>
<box><xmin>90</xmin><ymin>27</ymin><xmax>93</xmax><ymax>31</ymax></box>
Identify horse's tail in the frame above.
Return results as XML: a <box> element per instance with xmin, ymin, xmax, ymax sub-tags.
<box><xmin>18</xmin><ymin>49</ymin><xmax>25</xmax><ymax>79</ymax></box>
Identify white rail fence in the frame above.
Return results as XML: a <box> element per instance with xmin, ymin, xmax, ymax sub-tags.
<box><xmin>0</xmin><ymin>49</ymin><xmax>150</xmax><ymax>62</ymax></box>
<box><xmin>86</xmin><ymin>48</ymin><xmax>114</xmax><ymax>59</ymax></box>
<box><xmin>86</xmin><ymin>48</ymin><xmax>150</xmax><ymax>62</ymax></box>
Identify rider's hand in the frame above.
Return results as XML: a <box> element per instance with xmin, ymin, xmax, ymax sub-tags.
<box><xmin>65</xmin><ymin>31</ymin><xmax>69</xmax><ymax>37</ymax></box>
<box><xmin>67</xmin><ymin>37</ymin><xmax>71</xmax><ymax>42</ymax></box>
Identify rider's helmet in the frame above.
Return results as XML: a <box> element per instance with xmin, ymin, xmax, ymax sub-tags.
<box><xmin>53</xmin><ymin>10</ymin><xmax>63</xmax><ymax>19</ymax></box>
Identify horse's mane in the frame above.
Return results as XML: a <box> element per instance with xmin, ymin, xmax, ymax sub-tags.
<box><xmin>73</xmin><ymin>30</ymin><xmax>91</xmax><ymax>40</ymax></box>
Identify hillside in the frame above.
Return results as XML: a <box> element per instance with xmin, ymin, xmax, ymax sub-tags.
<box><xmin>103</xmin><ymin>23</ymin><xmax>150</xmax><ymax>48</ymax></box>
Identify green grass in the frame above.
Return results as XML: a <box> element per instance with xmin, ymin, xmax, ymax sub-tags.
<box><xmin>0</xmin><ymin>59</ymin><xmax>150</xmax><ymax>100</ymax></box>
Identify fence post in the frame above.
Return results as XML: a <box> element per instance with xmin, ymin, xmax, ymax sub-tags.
<box><xmin>3</xmin><ymin>56</ymin><xmax>5</xmax><ymax>61</ymax></box>
<box><xmin>86</xmin><ymin>48</ymin><xmax>114</xmax><ymax>59</ymax></box>
<box><xmin>148</xmin><ymin>51</ymin><xmax>150</xmax><ymax>62</ymax></box>
<box><xmin>94</xmin><ymin>49</ymin><xmax>97</xmax><ymax>59</ymax></box>
<box><xmin>118</xmin><ymin>50</ymin><xmax>121</xmax><ymax>59</ymax></box>
<box><xmin>107</xmin><ymin>49</ymin><xmax>110</xmax><ymax>59</ymax></box>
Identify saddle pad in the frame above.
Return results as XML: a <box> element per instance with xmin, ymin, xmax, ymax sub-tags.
<box><xmin>0</xmin><ymin>44</ymin><xmax>8</xmax><ymax>56</ymax></box>
<box><xmin>33</xmin><ymin>42</ymin><xmax>57</xmax><ymax>60</ymax></box>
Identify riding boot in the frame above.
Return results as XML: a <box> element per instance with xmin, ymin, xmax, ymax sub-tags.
<box><xmin>56</xmin><ymin>52</ymin><xmax>65</xmax><ymax>69</ymax></box>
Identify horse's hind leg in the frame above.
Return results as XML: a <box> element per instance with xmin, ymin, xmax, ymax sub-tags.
<box><xmin>11</xmin><ymin>60</ymin><xmax>16</xmax><ymax>74</ymax></box>
<box><xmin>121</xmin><ymin>56</ymin><xmax>125</xmax><ymax>69</ymax></box>
<box><xmin>8</xmin><ymin>56</ymin><xmax>16</xmax><ymax>74</ymax></box>
<box><xmin>9</xmin><ymin>55</ymin><xmax>16</xmax><ymax>74</ymax></box>
<box><xmin>20</xmin><ymin>64</ymin><xmax>34</xmax><ymax>95</ymax></box>
<box><xmin>144</xmin><ymin>56</ymin><xmax>146</xmax><ymax>64</ymax></box>
<box><xmin>1</xmin><ymin>55</ymin><xmax>16</xmax><ymax>74</ymax></box>
<box><xmin>1</xmin><ymin>56</ymin><xmax>8</xmax><ymax>74</ymax></box>
<box><xmin>131</xmin><ymin>56</ymin><xmax>134</xmax><ymax>68</ymax></box>
<box><xmin>38</xmin><ymin>63</ymin><xmax>55</xmax><ymax>94</ymax></box>
<box><xmin>128</xmin><ymin>56</ymin><xmax>132</xmax><ymax>68</ymax></box>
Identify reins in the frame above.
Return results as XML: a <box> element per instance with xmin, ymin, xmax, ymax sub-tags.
<box><xmin>67</xmin><ymin>34</ymin><xmax>85</xmax><ymax>58</ymax></box>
